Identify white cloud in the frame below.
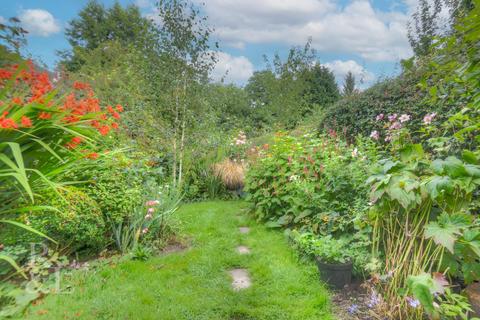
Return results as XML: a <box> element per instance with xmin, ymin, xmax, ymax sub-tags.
<box><xmin>0</xmin><ymin>16</ymin><xmax>6</xmax><ymax>24</ymax></box>
<box><xmin>324</xmin><ymin>59</ymin><xmax>375</xmax><ymax>89</ymax></box>
<box><xmin>135</xmin><ymin>0</ymin><xmax>152</xmax><ymax>9</ymax></box>
<box><xmin>211</xmin><ymin>52</ymin><xmax>254</xmax><ymax>84</ymax></box>
<box><xmin>19</xmin><ymin>9</ymin><xmax>60</xmax><ymax>37</ymax></box>
<box><xmin>194</xmin><ymin>0</ymin><xmax>413</xmax><ymax>62</ymax></box>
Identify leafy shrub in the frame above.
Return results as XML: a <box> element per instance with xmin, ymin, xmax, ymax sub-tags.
<box><xmin>245</xmin><ymin>133</ymin><xmax>376</xmax><ymax>235</ymax></box>
<box><xmin>320</xmin><ymin>72</ymin><xmax>426</xmax><ymax>139</ymax></box>
<box><xmin>291</xmin><ymin>232</ymin><xmax>352</xmax><ymax>264</ymax></box>
<box><xmin>24</xmin><ymin>188</ymin><xmax>106</xmax><ymax>252</ymax></box>
<box><xmin>86</xmin><ymin>164</ymin><xmax>144</xmax><ymax>224</ymax></box>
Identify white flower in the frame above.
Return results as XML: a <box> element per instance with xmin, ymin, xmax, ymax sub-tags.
<box><xmin>399</xmin><ymin>114</ymin><xmax>411</xmax><ymax>123</ymax></box>
<box><xmin>351</xmin><ymin>148</ymin><xmax>358</xmax><ymax>158</ymax></box>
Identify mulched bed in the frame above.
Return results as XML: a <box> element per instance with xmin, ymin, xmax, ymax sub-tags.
<box><xmin>332</xmin><ymin>280</ymin><xmax>382</xmax><ymax>320</ymax></box>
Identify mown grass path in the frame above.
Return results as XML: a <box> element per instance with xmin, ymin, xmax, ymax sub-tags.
<box><xmin>23</xmin><ymin>201</ymin><xmax>333</xmax><ymax>320</ymax></box>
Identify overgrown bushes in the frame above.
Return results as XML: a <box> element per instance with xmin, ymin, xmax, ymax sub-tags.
<box><xmin>245</xmin><ymin>133</ymin><xmax>376</xmax><ymax>235</ymax></box>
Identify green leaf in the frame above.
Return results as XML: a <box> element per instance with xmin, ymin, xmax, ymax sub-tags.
<box><xmin>462</xmin><ymin>150</ymin><xmax>478</xmax><ymax>164</ymax></box>
<box><xmin>443</xmin><ymin>156</ymin><xmax>468</xmax><ymax>178</ymax></box>
<box><xmin>294</xmin><ymin>209</ymin><xmax>313</xmax><ymax>223</ymax></box>
<box><xmin>400</xmin><ymin>144</ymin><xmax>424</xmax><ymax>162</ymax></box>
<box><xmin>0</xmin><ymin>254</ymin><xmax>26</xmax><ymax>278</ymax></box>
<box><xmin>0</xmin><ymin>220</ymin><xmax>56</xmax><ymax>243</ymax></box>
<box><xmin>407</xmin><ymin>274</ymin><xmax>437</xmax><ymax>315</ymax></box>
<box><xmin>424</xmin><ymin>214</ymin><xmax>466</xmax><ymax>253</ymax></box>
<box><xmin>425</xmin><ymin>175</ymin><xmax>453</xmax><ymax>199</ymax></box>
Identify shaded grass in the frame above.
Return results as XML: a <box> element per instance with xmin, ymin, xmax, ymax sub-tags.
<box><xmin>22</xmin><ymin>201</ymin><xmax>333</xmax><ymax>320</ymax></box>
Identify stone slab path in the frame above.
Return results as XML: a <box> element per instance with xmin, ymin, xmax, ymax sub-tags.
<box><xmin>229</xmin><ymin>268</ymin><xmax>251</xmax><ymax>290</ymax></box>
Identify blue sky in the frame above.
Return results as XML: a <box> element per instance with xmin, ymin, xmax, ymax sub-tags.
<box><xmin>1</xmin><ymin>0</ymin><xmax>418</xmax><ymax>88</ymax></box>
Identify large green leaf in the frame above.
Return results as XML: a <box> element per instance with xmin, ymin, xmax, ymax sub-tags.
<box><xmin>443</xmin><ymin>156</ymin><xmax>468</xmax><ymax>178</ymax></box>
<box><xmin>425</xmin><ymin>175</ymin><xmax>453</xmax><ymax>199</ymax></box>
<box><xmin>424</xmin><ymin>213</ymin><xmax>468</xmax><ymax>252</ymax></box>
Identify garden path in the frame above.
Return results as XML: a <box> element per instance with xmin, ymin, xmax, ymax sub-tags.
<box><xmin>23</xmin><ymin>201</ymin><xmax>333</xmax><ymax>320</ymax></box>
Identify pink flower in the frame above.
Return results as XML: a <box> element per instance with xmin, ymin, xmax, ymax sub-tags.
<box><xmin>370</xmin><ymin>130</ymin><xmax>380</xmax><ymax>140</ymax></box>
<box><xmin>145</xmin><ymin>213</ymin><xmax>153</xmax><ymax>220</ymax></box>
<box><xmin>399</xmin><ymin>114</ymin><xmax>411</xmax><ymax>123</ymax></box>
<box><xmin>376</xmin><ymin>113</ymin><xmax>384</xmax><ymax>121</ymax></box>
<box><xmin>147</xmin><ymin>207</ymin><xmax>155</xmax><ymax>213</ymax></box>
<box><xmin>388</xmin><ymin>114</ymin><xmax>398</xmax><ymax>122</ymax></box>
<box><xmin>389</xmin><ymin>121</ymin><xmax>402</xmax><ymax>130</ymax></box>
<box><xmin>146</xmin><ymin>200</ymin><xmax>160</xmax><ymax>206</ymax></box>
<box><xmin>142</xmin><ymin>227</ymin><xmax>149</xmax><ymax>234</ymax></box>
<box><xmin>423</xmin><ymin>112</ymin><xmax>436</xmax><ymax>124</ymax></box>
<box><xmin>385</xmin><ymin>134</ymin><xmax>393</xmax><ymax>142</ymax></box>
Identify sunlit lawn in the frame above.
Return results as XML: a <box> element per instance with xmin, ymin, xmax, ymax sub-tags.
<box><xmin>23</xmin><ymin>201</ymin><xmax>333</xmax><ymax>320</ymax></box>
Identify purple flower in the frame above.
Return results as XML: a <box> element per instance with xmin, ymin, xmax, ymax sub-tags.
<box><xmin>423</xmin><ymin>112</ymin><xmax>437</xmax><ymax>125</ymax></box>
<box><xmin>388</xmin><ymin>114</ymin><xmax>398</xmax><ymax>122</ymax></box>
<box><xmin>385</xmin><ymin>134</ymin><xmax>393</xmax><ymax>142</ymax></box>
<box><xmin>348</xmin><ymin>304</ymin><xmax>359</xmax><ymax>314</ymax></box>
<box><xmin>399</xmin><ymin>114</ymin><xmax>411</xmax><ymax>123</ymax></box>
<box><xmin>370</xmin><ymin>130</ymin><xmax>380</xmax><ymax>140</ymax></box>
<box><xmin>406</xmin><ymin>297</ymin><xmax>420</xmax><ymax>308</ymax></box>
<box><xmin>367</xmin><ymin>292</ymin><xmax>381</xmax><ymax>308</ymax></box>
<box><xmin>376</xmin><ymin>113</ymin><xmax>385</xmax><ymax>121</ymax></box>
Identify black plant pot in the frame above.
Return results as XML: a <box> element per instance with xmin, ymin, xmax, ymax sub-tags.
<box><xmin>315</xmin><ymin>256</ymin><xmax>353</xmax><ymax>289</ymax></box>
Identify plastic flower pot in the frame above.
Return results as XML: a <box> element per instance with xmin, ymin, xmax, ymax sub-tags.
<box><xmin>315</xmin><ymin>256</ymin><xmax>353</xmax><ymax>289</ymax></box>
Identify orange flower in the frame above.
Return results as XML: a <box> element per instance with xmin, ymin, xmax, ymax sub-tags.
<box><xmin>21</xmin><ymin>116</ymin><xmax>33</xmax><ymax>128</ymax></box>
<box><xmin>85</xmin><ymin>152</ymin><xmax>99</xmax><ymax>160</ymax></box>
<box><xmin>0</xmin><ymin>118</ymin><xmax>18</xmax><ymax>129</ymax></box>
<box><xmin>71</xmin><ymin>136</ymin><xmax>82</xmax><ymax>144</ymax></box>
<box><xmin>111</xmin><ymin>122</ymin><xmax>119</xmax><ymax>129</ymax></box>
<box><xmin>73</xmin><ymin>81</ymin><xmax>90</xmax><ymax>90</ymax></box>
<box><xmin>98</xmin><ymin>125</ymin><xmax>110</xmax><ymax>136</ymax></box>
<box><xmin>38</xmin><ymin>112</ymin><xmax>52</xmax><ymax>120</ymax></box>
<box><xmin>12</xmin><ymin>97</ymin><xmax>22</xmax><ymax>105</ymax></box>
<box><xmin>116</xmin><ymin>104</ymin><xmax>123</xmax><ymax>112</ymax></box>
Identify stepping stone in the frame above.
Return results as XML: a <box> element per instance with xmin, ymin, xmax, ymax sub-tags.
<box><xmin>229</xmin><ymin>268</ymin><xmax>251</xmax><ymax>291</ymax></box>
<box><xmin>236</xmin><ymin>246</ymin><xmax>251</xmax><ymax>255</ymax></box>
<box><xmin>239</xmin><ymin>227</ymin><xmax>250</xmax><ymax>234</ymax></box>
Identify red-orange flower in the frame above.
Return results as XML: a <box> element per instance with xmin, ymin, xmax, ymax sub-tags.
<box><xmin>71</xmin><ymin>136</ymin><xmax>82</xmax><ymax>144</ymax></box>
<box><xmin>73</xmin><ymin>81</ymin><xmax>90</xmax><ymax>90</ymax></box>
<box><xmin>116</xmin><ymin>104</ymin><xmax>123</xmax><ymax>112</ymax></box>
<box><xmin>12</xmin><ymin>97</ymin><xmax>22</xmax><ymax>105</ymax></box>
<box><xmin>111</xmin><ymin>122</ymin><xmax>119</xmax><ymax>129</ymax></box>
<box><xmin>0</xmin><ymin>118</ymin><xmax>18</xmax><ymax>129</ymax></box>
<box><xmin>21</xmin><ymin>116</ymin><xmax>33</xmax><ymax>128</ymax></box>
<box><xmin>38</xmin><ymin>112</ymin><xmax>52</xmax><ymax>120</ymax></box>
<box><xmin>85</xmin><ymin>152</ymin><xmax>99</xmax><ymax>160</ymax></box>
<box><xmin>98</xmin><ymin>125</ymin><xmax>110</xmax><ymax>136</ymax></box>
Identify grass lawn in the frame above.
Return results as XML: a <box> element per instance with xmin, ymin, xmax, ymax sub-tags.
<box><xmin>22</xmin><ymin>201</ymin><xmax>333</xmax><ymax>320</ymax></box>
